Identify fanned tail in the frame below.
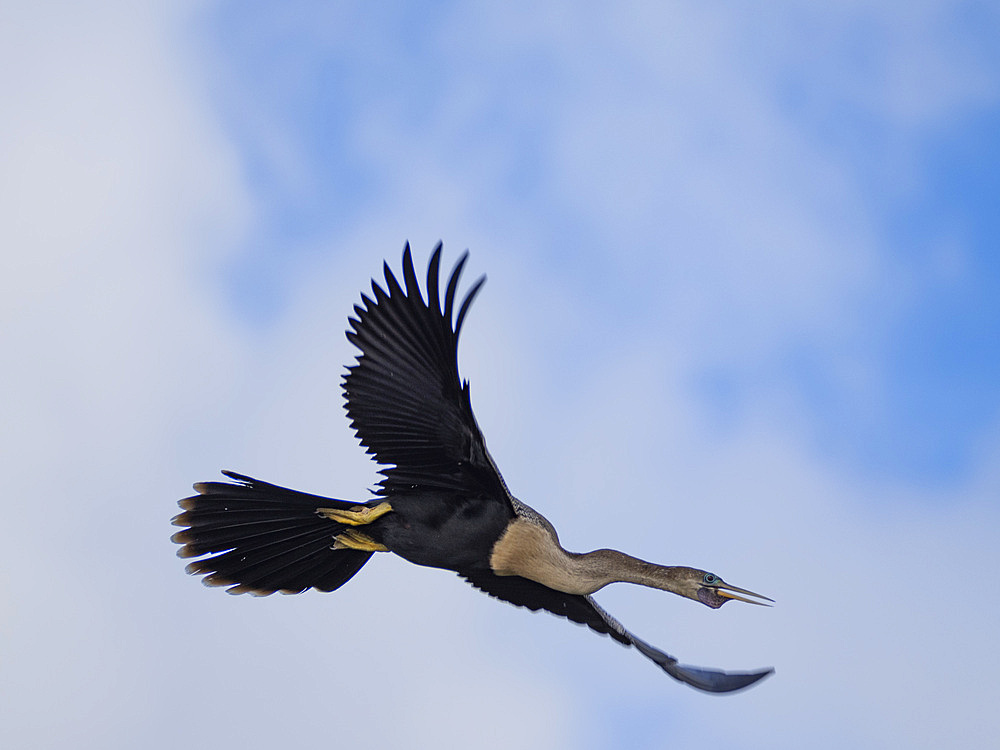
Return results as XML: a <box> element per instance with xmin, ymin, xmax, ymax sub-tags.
<box><xmin>171</xmin><ymin>471</ymin><xmax>372</xmax><ymax>596</ymax></box>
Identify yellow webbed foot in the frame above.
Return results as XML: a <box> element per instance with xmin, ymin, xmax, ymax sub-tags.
<box><xmin>332</xmin><ymin>529</ymin><xmax>389</xmax><ymax>553</ymax></box>
<box><xmin>317</xmin><ymin>501</ymin><xmax>393</xmax><ymax>526</ymax></box>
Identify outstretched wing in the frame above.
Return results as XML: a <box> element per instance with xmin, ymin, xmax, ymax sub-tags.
<box><xmin>462</xmin><ymin>569</ymin><xmax>632</xmax><ymax>645</ymax></box>
<box><xmin>462</xmin><ymin>570</ymin><xmax>774</xmax><ymax>694</ymax></box>
<box><xmin>343</xmin><ymin>242</ymin><xmax>504</xmax><ymax>498</ymax></box>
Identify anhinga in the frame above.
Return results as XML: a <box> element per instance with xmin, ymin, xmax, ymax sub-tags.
<box><xmin>172</xmin><ymin>243</ymin><xmax>774</xmax><ymax>693</ymax></box>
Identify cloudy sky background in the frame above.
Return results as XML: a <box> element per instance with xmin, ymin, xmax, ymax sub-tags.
<box><xmin>2</xmin><ymin>2</ymin><xmax>999</xmax><ymax>748</ymax></box>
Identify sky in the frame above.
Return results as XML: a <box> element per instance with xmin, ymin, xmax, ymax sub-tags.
<box><xmin>2</xmin><ymin>1</ymin><xmax>999</xmax><ymax>748</ymax></box>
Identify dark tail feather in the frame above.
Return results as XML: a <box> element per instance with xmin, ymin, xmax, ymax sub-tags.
<box><xmin>171</xmin><ymin>471</ymin><xmax>372</xmax><ymax>596</ymax></box>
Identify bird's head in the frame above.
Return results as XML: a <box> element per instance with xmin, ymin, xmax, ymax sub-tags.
<box><xmin>674</xmin><ymin>567</ymin><xmax>773</xmax><ymax>609</ymax></box>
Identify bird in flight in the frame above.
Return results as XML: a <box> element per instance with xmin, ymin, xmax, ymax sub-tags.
<box><xmin>172</xmin><ymin>243</ymin><xmax>773</xmax><ymax>693</ymax></box>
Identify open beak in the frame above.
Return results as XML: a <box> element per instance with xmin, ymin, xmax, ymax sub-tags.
<box><xmin>715</xmin><ymin>581</ymin><xmax>774</xmax><ymax>606</ymax></box>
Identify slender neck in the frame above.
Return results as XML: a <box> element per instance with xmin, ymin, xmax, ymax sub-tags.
<box><xmin>489</xmin><ymin>517</ymin><xmax>691</xmax><ymax>597</ymax></box>
<box><xmin>568</xmin><ymin>549</ymin><xmax>689</xmax><ymax>595</ymax></box>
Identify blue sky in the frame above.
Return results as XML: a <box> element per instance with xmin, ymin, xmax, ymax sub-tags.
<box><xmin>205</xmin><ymin>1</ymin><xmax>1000</xmax><ymax>484</ymax></box>
<box><xmin>2</xmin><ymin>2</ymin><xmax>999</xmax><ymax>749</ymax></box>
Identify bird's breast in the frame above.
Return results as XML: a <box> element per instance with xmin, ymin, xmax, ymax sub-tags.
<box><xmin>489</xmin><ymin>517</ymin><xmax>597</xmax><ymax>595</ymax></box>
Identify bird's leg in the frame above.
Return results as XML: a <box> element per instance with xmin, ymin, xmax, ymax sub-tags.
<box><xmin>317</xmin><ymin>501</ymin><xmax>393</xmax><ymax>526</ymax></box>
<box><xmin>320</xmin><ymin>501</ymin><xmax>392</xmax><ymax>551</ymax></box>
<box><xmin>332</xmin><ymin>529</ymin><xmax>389</xmax><ymax>552</ymax></box>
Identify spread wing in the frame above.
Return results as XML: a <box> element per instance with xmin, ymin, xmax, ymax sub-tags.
<box><xmin>462</xmin><ymin>570</ymin><xmax>773</xmax><ymax>694</ymax></box>
<box><xmin>343</xmin><ymin>243</ymin><xmax>506</xmax><ymax>499</ymax></box>
<box><xmin>462</xmin><ymin>569</ymin><xmax>632</xmax><ymax>645</ymax></box>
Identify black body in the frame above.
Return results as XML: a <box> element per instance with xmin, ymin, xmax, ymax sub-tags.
<box><xmin>370</xmin><ymin>491</ymin><xmax>511</xmax><ymax>571</ymax></box>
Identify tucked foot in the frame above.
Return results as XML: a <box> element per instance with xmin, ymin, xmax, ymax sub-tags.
<box><xmin>317</xmin><ymin>501</ymin><xmax>393</xmax><ymax>526</ymax></box>
<box><xmin>333</xmin><ymin>529</ymin><xmax>389</xmax><ymax>553</ymax></box>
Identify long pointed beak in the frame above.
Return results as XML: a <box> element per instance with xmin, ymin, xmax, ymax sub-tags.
<box><xmin>715</xmin><ymin>581</ymin><xmax>774</xmax><ymax>606</ymax></box>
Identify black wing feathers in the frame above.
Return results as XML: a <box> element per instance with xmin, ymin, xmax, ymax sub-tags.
<box><xmin>461</xmin><ymin>569</ymin><xmax>773</xmax><ymax>693</ymax></box>
<box><xmin>343</xmin><ymin>243</ymin><xmax>500</xmax><ymax>497</ymax></box>
<box><xmin>462</xmin><ymin>570</ymin><xmax>631</xmax><ymax>645</ymax></box>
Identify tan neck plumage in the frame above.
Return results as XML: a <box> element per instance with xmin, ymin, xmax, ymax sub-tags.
<box><xmin>489</xmin><ymin>517</ymin><xmax>685</xmax><ymax>596</ymax></box>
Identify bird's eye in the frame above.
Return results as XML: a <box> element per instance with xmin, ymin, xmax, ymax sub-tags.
<box><xmin>703</xmin><ymin>573</ymin><xmax>718</xmax><ymax>585</ymax></box>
